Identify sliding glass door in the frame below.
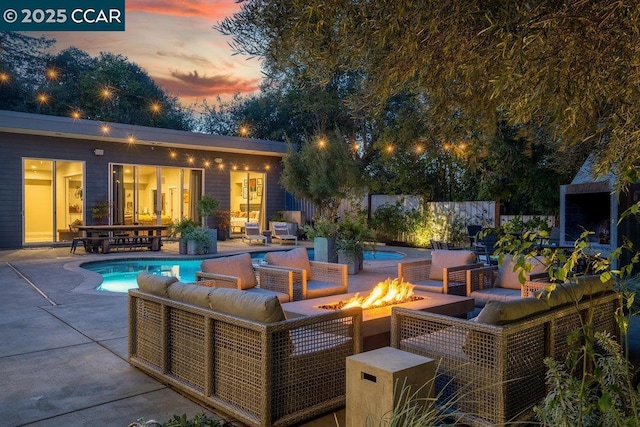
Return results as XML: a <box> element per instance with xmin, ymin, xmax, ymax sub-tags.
<box><xmin>229</xmin><ymin>170</ymin><xmax>265</xmax><ymax>234</ymax></box>
<box><xmin>23</xmin><ymin>158</ymin><xmax>84</xmax><ymax>244</ymax></box>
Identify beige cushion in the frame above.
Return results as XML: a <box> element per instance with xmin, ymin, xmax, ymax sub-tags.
<box><xmin>476</xmin><ymin>298</ymin><xmax>550</xmax><ymax>325</ymax></box>
<box><xmin>498</xmin><ymin>255</ymin><xmax>547</xmax><ymax>290</ymax></box>
<box><xmin>429</xmin><ymin>250</ymin><xmax>477</xmax><ymax>281</ymax></box>
<box><xmin>167</xmin><ymin>282</ymin><xmax>214</xmax><ymax>308</ymax></box>
<box><xmin>208</xmin><ymin>287</ymin><xmax>286</xmax><ymax>323</ymax></box>
<box><xmin>136</xmin><ymin>272</ymin><xmax>178</xmax><ymax>297</ymax></box>
<box><xmin>200</xmin><ymin>253</ymin><xmax>256</xmax><ymax>289</ymax></box>
<box><xmin>535</xmin><ymin>282</ymin><xmax>584</xmax><ymax>308</ymax></box>
<box><xmin>578</xmin><ymin>275</ymin><xmax>614</xmax><ymax>295</ymax></box>
<box><xmin>265</xmin><ymin>247</ymin><xmax>312</xmax><ymax>279</ymax></box>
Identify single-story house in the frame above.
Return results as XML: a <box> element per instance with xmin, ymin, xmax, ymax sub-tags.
<box><xmin>0</xmin><ymin>110</ymin><xmax>289</xmax><ymax>249</ymax></box>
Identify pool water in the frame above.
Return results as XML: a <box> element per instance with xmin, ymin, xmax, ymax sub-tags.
<box><xmin>83</xmin><ymin>249</ymin><xmax>404</xmax><ymax>293</ymax></box>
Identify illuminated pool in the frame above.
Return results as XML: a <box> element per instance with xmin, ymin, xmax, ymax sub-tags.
<box><xmin>83</xmin><ymin>249</ymin><xmax>405</xmax><ymax>293</ymax></box>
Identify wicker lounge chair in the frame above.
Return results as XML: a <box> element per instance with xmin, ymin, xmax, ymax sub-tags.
<box><xmin>265</xmin><ymin>247</ymin><xmax>348</xmax><ymax>300</ymax></box>
<box><xmin>129</xmin><ymin>273</ymin><xmax>362</xmax><ymax>427</ymax></box>
<box><xmin>272</xmin><ymin>222</ymin><xmax>297</xmax><ymax>245</ymax></box>
<box><xmin>398</xmin><ymin>250</ymin><xmax>482</xmax><ymax>295</ymax></box>
<box><xmin>195</xmin><ymin>253</ymin><xmax>295</xmax><ymax>302</ymax></box>
<box><xmin>242</xmin><ymin>221</ymin><xmax>267</xmax><ymax>245</ymax></box>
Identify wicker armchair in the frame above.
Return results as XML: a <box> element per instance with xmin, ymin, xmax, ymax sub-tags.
<box><xmin>398</xmin><ymin>250</ymin><xmax>482</xmax><ymax>296</ymax></box>
<box><xmin>465</xmin><ymin>254</ymin><xmax>548</xmax><ymax>308</ymax></box>
<box><xmin>195</xmin><ymin>253</ymin><xmax>294</xmax><ymax>302</ymax></box>
<box><xmin>129</xmin><ymin>276</ymin><xmax>362</xmax><ymax>427</ymax></box>
<box><xmin>391</xmin><ymin>286</ymin><xmax>620</xmax><ymax>426</ymax></box>
<box><xmin>265</xmin><ymin>247</ymin><xmax>348</xmax><ymax>300</ymax></box>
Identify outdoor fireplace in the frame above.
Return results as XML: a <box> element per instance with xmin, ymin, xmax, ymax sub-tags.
<box><xmin>559</xmin><ymin>158</ymin><xmax>617</xmax><ymax>256</ymax></box>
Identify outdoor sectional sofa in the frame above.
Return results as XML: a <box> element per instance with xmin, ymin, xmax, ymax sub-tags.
<box><xmin>129</xmin><ymin>273</ymin><xmax>363</xmax><ymax>427</ymax></box>
<box><xmin>391</xmin><ymin>275</ymin><xmax>620</xmax><ymax>426</ymax></box>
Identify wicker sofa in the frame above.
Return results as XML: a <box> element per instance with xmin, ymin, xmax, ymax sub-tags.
<box><xmin>391</xmin><ymin>275</ymin><xmax>620</xmax><ymax>426</ymax></box>
<box><xmin>129</xmin><ymin>273</ymin><xmax>363</xmax><ymax>427</ymax></box>
<box><xmin>398</xmin><ymin>249</ymin><xmax>482</xmax><ymax>295</ymax></box>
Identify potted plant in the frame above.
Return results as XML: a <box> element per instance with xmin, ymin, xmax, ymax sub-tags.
<box><xmin>196</xmin><ymin>195</ymin><xmax>220</xmax><ymax>252</ymax></box>
<box><xmin>182</xmin><ymin>226</ymin><xmax>212</xmax><ymax>255</ymax></box>
<box><xmin>213</xmin><ymin>209</ymin><xmax>230</xmax><ymax>241</ymax></box>
<box><xmin>91</xmin><ymin>199</ymin><xmax>110</xmax><ymax>225</ymax></box>
<box><xmin>167</xmin><ymin>217</ymin><xmax>199</xmax><ymax>254</ymax></box>
<box><xmin>304</xmin><ymin>217</ymin><xmax>339</xmax><ymax>263</ymax></box>
<box><xmin>336</xmin><ymin>215</ymin><xmax>375</xmax><ymax>274</ymax></box>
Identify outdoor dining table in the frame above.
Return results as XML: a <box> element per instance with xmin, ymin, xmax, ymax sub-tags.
<box><xmin>77</xmin><ymin>224</ymin><xmax>167</xmax><ymax>253</ymax></box>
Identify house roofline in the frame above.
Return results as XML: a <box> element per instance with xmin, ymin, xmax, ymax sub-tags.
<box><xmin>0</xmin><ymin>110</ymin><xmax>287</xmax><ymax>157</ymax></box>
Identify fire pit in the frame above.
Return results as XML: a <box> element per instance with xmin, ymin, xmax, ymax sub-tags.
<box><xmin>318</xmin><ymin>278</ymin><xmax>423</xmax><ymax>310</ymax></box>
<box><xmin>282</xmin><ymin>278</ymin><xmax>474</xmax><ymax>351</ymax></box>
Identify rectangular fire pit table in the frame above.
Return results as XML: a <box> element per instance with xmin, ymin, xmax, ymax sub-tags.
<box><xmin>283</xmin><ymin>291</ymin><xmax>474</xmax><ymax>351</ymax></box>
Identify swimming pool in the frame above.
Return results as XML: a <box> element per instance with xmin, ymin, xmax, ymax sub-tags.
<box><xmin>83</xmin><ymin>249</ymin><xmax>405</xmax><ymax>293</ymax></box>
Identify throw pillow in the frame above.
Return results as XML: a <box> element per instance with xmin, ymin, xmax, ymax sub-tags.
<box><xmin>200</xmin><ymin>253</ymin><xmax>257</xmax><ymax>289</ymax></box>
<box><xmin>429</xmin><ymin>250</ymin><xmax>477</xmax><ymax>281</ymax></box>
<box><xmin>136</xmin><ymin>272</ymin><xmax>178</xmax><ymax>297</ymax></box>
<box><xmin>265</xmin><ymin>247</ymin><xmax>312</xmax><ymax>280</ymax></box>
<box><xmin>498</xmin><ymin>255</ymin><xmax>547</xmax><ymax>290</ymax></box>
<box><xmin>535</xmin><ymin>282</ymin><xmax>584</xmax><ymax>308</ymax></box>
<box><xmin>578</xmin><ymin>275</ymin><xmax>614</xmax><ymax>296</ymax></box>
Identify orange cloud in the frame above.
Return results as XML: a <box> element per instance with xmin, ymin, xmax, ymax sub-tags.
<box><xmin>128</xmin><ymin>0</ymin><xmax>241</xmax><ymax>20</ymax></box>
<box><xmin>154</xmin><ymin>70</ymin><xmax>261</xmax><ymax>98</ymax></box>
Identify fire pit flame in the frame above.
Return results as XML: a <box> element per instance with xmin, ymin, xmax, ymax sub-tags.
<box><xmin>341</xmin><ymin>278</ymin><xmax>416</xmax><ymax>309</ymax></box>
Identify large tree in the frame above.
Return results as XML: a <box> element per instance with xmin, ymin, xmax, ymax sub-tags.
<box><xmin>218</xmin><ymin>1</ymin><xmax>640</xmax><ymax>182</ymax></box>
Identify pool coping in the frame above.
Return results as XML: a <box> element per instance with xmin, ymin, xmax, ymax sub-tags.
<box><xmin>64</xmin><ymin>247</ymin><xmax>410</xmax><ymax>295</ymax></box>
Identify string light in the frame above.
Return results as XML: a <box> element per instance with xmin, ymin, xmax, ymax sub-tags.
<box><xmin>45</xmin><ymin>68</ymin><xmax>59</xmax><ymax>80</ymax></box>
<box><xmin>386</xmin><ymin>144</ymin><xmax>394</xmax><ymax>153</ymax></box>
<box><xmin>239</xmin><ymin>126</ymin><xmax>249</xmax><ymax>137</ymax></box>
<box><xmin>70</xmin><ymin>110</ymin><xmax>81</xmax><ymax>119</ymax></box>
<box><xmin>204</xmin><ymin>160</ymin><xmax>210</xmax><ymax>167</ymax></box>
<box><xmin>36</xmin><ymin>93</ymin><xmax>49</xmax><ymax>104</ymax></box>
<box><xmin>127</xmin><ymin>134</ymin><xmax>136</xmax><ymax>143</ymax></box>
<box><xmin>150</xmin><ymin>102</ymin><xmax>161</xmax><ymax>114</ymax></box>
<box><xmin>0</xmin><ymin>72</ymin><xmax>9</xmax><ymax>83</ymax></box>
<box><xmin>169</xmin><ymin>151</ymin><xmax>177</xmax><ymax>159</ymax></box>
<box><xmin>100</xmin><ymin>123</ymin><xmax>110</xmax><ymax>134</ymax></box>
<box><xmin>317</xmin><ymin>137</ymin><xmax>327</xmax><ymax>148</ymax></box>
<box><xmin>100</xmin><ymin>87</ymin><xmax>112</xmax><ymax>99</ymax></box>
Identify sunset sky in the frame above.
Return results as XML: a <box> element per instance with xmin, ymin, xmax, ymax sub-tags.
<box><xmin>25</xmin><ymin>0</ymin><xmax>263</xmax><ymax>106</ymax></box>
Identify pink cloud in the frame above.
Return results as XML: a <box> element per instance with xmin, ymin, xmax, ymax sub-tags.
<box><xmin>128</xmin><ymin>0</ymin><xmax>241</xmax><ymax>20</ymax></box>
<box><xmin>156</xmin><ymin>51</ymin><xmax>216</xmax><ymax>69</ymax></box>
<box><xmin>154</xmin><ymin>70</ymin><xmax>261</xmax><ymax>98</ymax></box>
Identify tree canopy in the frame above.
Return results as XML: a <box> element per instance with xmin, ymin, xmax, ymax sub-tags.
<box><xmin>0</xmin><ymin>32</ymin><xmax>193</xmax><ymax>130</ymax></box>
<box><xmin>218</xmin><ymin>1</ymin><xmax>640</xmax><ymax>181</ymax></box>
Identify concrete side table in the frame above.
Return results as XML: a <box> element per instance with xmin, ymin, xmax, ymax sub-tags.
<box><xmin>346</xmin><ymin>346</ymin><xmax>435</xmax><ymax>426</ymax></box>
<box><xmin>262</xmin><ymin>230</ymin><xmax>272</xmax><ymax>244</ymax></box>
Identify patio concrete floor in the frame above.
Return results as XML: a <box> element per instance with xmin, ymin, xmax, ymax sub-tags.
<box><xmin>1</xmin><ymin>240</ymin><xmax>638</xmax><ymax>426</ymax></box>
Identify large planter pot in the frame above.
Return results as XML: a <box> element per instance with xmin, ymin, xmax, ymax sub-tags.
<box><xmin>314</xmin><ymin>237</ymin><xmax>338</xmax><ymax>263</ymax></box>
<box><xmin>186</xmin><ymin>239</ymin><xmax>204</xmax><ymax>255</ymax></box>
<box><xmin>338</xmin><ymin>249</ymin><xmax>362</xmax><ymax>275</ymax></box>
<box><xmin>216</xmin><ymin>226</ymin><xmax>228</xmax><ymax>241</ymax></box>
<box><xmin>178</xmin><ymin>237</ymin><xmax>187</xmax><ymax>255</ymax></box>
<box><xmin>207</xmin><ymin>229</ymin><xmax>218</xmax><ymax>254</ymax></box>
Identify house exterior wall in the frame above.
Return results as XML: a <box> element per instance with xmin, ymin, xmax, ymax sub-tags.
<box><xmin>0</xmin><ymin>129</ymin><xmax>286</xmax><ymax>249</ymax></box>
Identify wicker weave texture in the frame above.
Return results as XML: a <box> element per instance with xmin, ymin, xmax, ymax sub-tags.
<box><xmin>128</xmin><ymin>290</ymin><xmax>362</xmax><ymax>427</ymax></box>
<box><xmin>391</xmin><ymin>291</ymin><xmax>621</xmax><ymax>426</ymax></box>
